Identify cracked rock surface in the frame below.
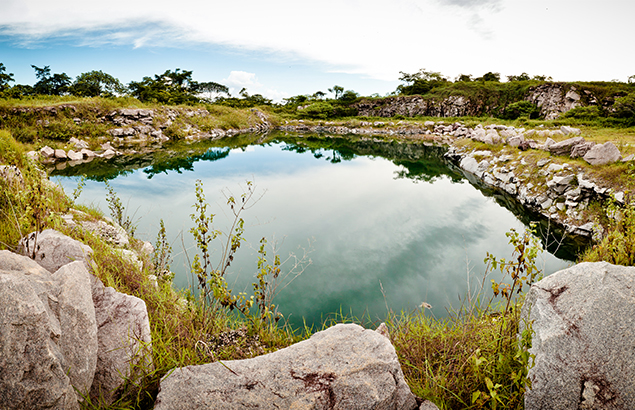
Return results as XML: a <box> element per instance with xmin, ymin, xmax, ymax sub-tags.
<box><xmin>155</xmin><ymin>323</ymin><xmax>418</xmax><ymax>410</ymax></box>
<box><xmin>521</xmin><ymin>262</ymin><xmax>635</xmax><ymax>409</ymax></box>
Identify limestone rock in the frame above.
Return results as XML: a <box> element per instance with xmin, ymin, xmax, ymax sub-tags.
<box><xmin>155</xmin><ymin>323</ymin><xmax>418</xmax><ymax>410</ymax></box>
<box><xmin>67</xmin><ymin>149</ymin><xmax>83</xmax><ymax>161</ymax></box>
<box><xmin>90</xmin><ymin>276</ymin><xmax>152</xmax><ymax>405</ymax></box>
<box><xmin>54</xmin><ymin>149</ymin><xmax>67</xmax><ymax>159</ymax></box>
<box><xmin>19</xmin><ymin>229</ymin><xmax>93</xmax><ymax>273</ymax></box>
<box><xmin>522</xmin><ymin>262</ymin><xmax>635</xmax><ymax>410</ymax></box>
<box><xmin>570</xmin><ymin>141</ymin><xmax>596</xmax><ymax>158</ymax></box>
<box><xmin>53</xmin><ymin>262</ymin><xmax>98</xmax><ymax>397</ymax></box>
<box><xmin>548</xmin><ymin>137</ymin><xmax>585</xmax><ymax>157</ymax></box>
<box><xmin>40</xmin><ymin>145</ymin><xmax>55</xmax><ymax>158</ymax></box>
<box><xmin>583</xmin><ymin>142</ymin><xmax>622</xmax><ymax>165</ymax></box>
<box><xmin>560</xmin><ymin>126</ymin><xmax>581</xmax><ymax>136</ymax></box>
<box><xmin>0</xmin><ymin>252</ymin><xmax>79</xmax><ymax>410</ymax></box>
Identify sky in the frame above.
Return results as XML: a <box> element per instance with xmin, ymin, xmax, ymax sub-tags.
<box><xmin>0</xmin><ymin>0</ymin><xmax>633</xmax><ymax>102</ymax></box>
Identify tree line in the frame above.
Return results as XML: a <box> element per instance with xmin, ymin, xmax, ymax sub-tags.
<box><xmin>0</xmin><ymin>63</ymin><xmax>231</xmax><ymax>105</ymax></box>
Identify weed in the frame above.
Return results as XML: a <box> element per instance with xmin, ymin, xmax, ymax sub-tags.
<box><xmin>104</xmin><ymin>180</ymin><xmax>136</xmax><ymax>238</ymax></box>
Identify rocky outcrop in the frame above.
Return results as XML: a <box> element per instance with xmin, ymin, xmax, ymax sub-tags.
<box><xmin>155</xmin><ymin>323</ymin><xmax>418</xmax><ymax>410</ymax></box>
<box><xmin>521</xmin><ymin>262</ymin><xmax>635</xmax><ymax>409</ymax></box>
<box><xmin>0</xmin><ymin>251</ymin><xmax>81</xmax><ymax>410</ymax></box>
<box><xmin>526</xmin><ymin>84</ymin><xmax>582</xmax><ymax>120</ymax></box>
<box><xmin>0</xmin><ymin>231</ymin><xmax>153</xmax><ymax>408</ymax></box>
<box><xmin>19</xmin><ymin>228</ymin><xmax>93</xmax><ymax>273</ymax></box>
<box><xmin>90</xmin><ymin>275</ymin><xmax>152</xmax><ymax>405</ymax></box>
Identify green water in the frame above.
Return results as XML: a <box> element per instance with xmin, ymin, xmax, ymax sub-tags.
<box><xmin>53</xmin><ymin>133</ymin><xmax>581</xmax><ymax>328</ymax></box>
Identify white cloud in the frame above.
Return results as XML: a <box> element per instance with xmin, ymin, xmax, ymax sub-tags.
<box><xmin>223</xmin><ymin>71</ymin><xmax>260</xmax><ymax>88</ymax></box>
<box><xmin>1</xmin><ymin>0</ymin><xmax>634</xmax><ymax>83</ymax></box>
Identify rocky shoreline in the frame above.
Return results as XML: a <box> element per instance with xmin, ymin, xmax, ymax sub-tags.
<box><xmin>20</xmin><ymin>105</ymin><xmax>629</xmax><ymax>242</ymax></box>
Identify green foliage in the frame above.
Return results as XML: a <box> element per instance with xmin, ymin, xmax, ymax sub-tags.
<box><xmin>104</xmin><ymin>181</ymin><xmax>136</xmax><ymax>237</ymax></box>
<box><xmin>299</xmin><ymin>101</ymin><xmax>334</xmax><ymax>119</ymax></box>
<box><xmin>562</xmin><ymin>105</ymin><xmax>601</xmax><ymax>120</ymax></box>
<box><xmin>128</xmin><ymin>68</ymin><xmax>227</xmax><ymax>105</ymax></box>
<box><xmin>581</xmin><ymin>195</ymin><xmax>635</xmax><ymax>265</ymax></box>
<box><xmin>153</xmin><ymin>219</ymin><xmax>174</xmax><ymax>281</ymax></box>
<box><xmin>31</xmin><ymin>65</ymin><xmax>72</xmax><ymax>96</ymax></box>
<box><xmin>612</xmin><ymin>92</ymin><xmax>635</xmax><ymax>118</ymax></box>
<box><xmin>391</xmin><ymin>226</ymin><xmax>541</xmax><ymax>409</ymax></box>
<box><xmin>69</xmin><ymin>70</ymin><xmax>125</xmax><ymax>97</ymax></box>
<box><xmin>397</xmin><ymin>69</ymin><xmax>450</xmax><ymax>95</ymax></box>
<box><xmin>499</xmin><ymin>101</ymin><xmax>540</xmax><ymax>120</ymax></box>
<box><xmin>0</xmin><ymin>63</ymin><xmax>15</xmax><ymax>94</ymax></box>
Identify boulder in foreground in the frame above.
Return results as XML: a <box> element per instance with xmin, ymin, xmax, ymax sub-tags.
<box><xmin>155</xmin><ymin>323</ymin><xmax>418</xmax><ymax>410</ymax></box>
<box><xmin>522</xmin><ymin>262</ymin><xmax>635</xmax><ymax>410</ymax></box>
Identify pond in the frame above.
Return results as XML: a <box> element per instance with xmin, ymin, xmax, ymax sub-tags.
<box><xmin>52</xmin><ymin>132</ymin><xmax>582</xmax><ymax>329</ymax></box>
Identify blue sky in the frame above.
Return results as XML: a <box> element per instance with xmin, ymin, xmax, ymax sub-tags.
<box><xmin>1</xmin><ymin>0</ymin><xmax>634</xmax><ymax>101</ymax></box>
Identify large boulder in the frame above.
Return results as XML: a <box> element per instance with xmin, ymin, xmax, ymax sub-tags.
<box><xmin>53</xmin><ymin>262</ymin><xmax>99</xmax><ymax>397</ymax></box>
<box><xmin>19</xmin><ymin>229</ymin><xmax>93</xmax><ymax>273</ymax></box>
<box><xmin>90</xmin><ymin>276</ymin><xmax>153</xmax><ymax>405</ymax></box>
<box><xmin>155</xmin><ymin>323</ymin><xmax>418</xmax><ymax>410</ymax></box>
<box><xmin>522</xmin><ymin>262</ymin><xmax>635</xmax><ymax>409</ymax></box>
<box><xmin>0</xmin><ymin>251</ymin><xmax>80</xmax><ymax>410</ymax></box>
<box><xmin>548</xmin><ymin>136</ymin><xmax>585</xmax><ymax>157</ymax></box>
<box><xmin>583</xmin><ymin>142</ymin><xmax>622</xmax><ymax>165</ymax></box>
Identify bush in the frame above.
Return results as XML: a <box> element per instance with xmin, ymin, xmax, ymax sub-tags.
<box><xmin>562</xmin><ymin>106</ymin><xmax>602</xmax><ymax>120</ymax></box>
<box><xmin>299</xmin><ymin>102</ymin><xmax>334</xmax><ymax>119</ymax></box>
<box><xmin>499</xmin><ymin>101</ymin><xmax>540</xmax><ymax>120</ymax></box>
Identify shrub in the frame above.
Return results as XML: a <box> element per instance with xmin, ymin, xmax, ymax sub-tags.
<box><xmin>300</xmin><ymin>102</ymin><xmax>334</xmax><ymax>119</ymax></box>
<box><xmin>499</xmin><ymin>101</ymin><xmax>540</xmax><ymax>120</ymax></box>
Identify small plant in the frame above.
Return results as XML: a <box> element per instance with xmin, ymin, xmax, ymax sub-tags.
<box><xmin>581</xmin><ymin>194</ymin><xmax>635</xmax><ymax>265</ymax></box>
<box><xmin>153</xmin><ymin>219</ymin><xmax>173</xmax><ymax>281</ymax></box>
<box><xmin>104</xmin><ymin>180</ymin><xmax>136</xmax><ymax>237</ymax></box>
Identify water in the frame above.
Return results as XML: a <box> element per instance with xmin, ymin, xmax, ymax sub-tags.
<box><xmin>52</xmin><ymin>133</ymin><xmax>580</xmax><ymax>328</ymax></box>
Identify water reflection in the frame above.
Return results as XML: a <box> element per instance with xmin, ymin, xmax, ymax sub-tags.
<box><xmin>52</xmin><ymin>132</ymin><xmax>581</xmax><ymax>328</ymax></box>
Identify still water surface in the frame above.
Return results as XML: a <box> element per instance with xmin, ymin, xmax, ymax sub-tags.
<box><xmin>53</xmin><ymin>133</ymin><xmax>576</xmax><ymax>328</ymax></box>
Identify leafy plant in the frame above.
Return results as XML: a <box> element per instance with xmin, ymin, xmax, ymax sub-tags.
<box><xmin>104</xmin><ymin>180</ymin><xmax>136</xmax><ymax>237</ymax></box>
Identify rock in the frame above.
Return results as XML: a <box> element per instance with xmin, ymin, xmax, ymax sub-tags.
<box><xmin>19</xmin><ymin>229</ymin><xmax>93</xmax><ymax>273</ymax></box>
<box><xmin>40</xmin><ymin>145</ymin><xmax>55</xmax><ymax>158</ymax></box>
<box><xmin>54</xmin><ymin>149</ymin><xmax>67</xmax><ymax>159</ymax></box>
<box><xmin>460</xmin><ymin>156</ymin><xmax>479</xmax><ymax>175</ymax></box>
<box><xmin>102</xmin><ymin>149</ymin><xmax>116</xmax><ymax>158</ymax></box>
<box><xmin>560</xmin><ymin>126</ymin><xmax>581</xmax><ymax>136</ymax></box>
<box><xmin>52</xmin><ymin>262</ymin><xmax>98</xmax><ymax>397</ymax></box>
<box><xmin>69</xmin><ymin>216</ymin><xmax>130</xmax><ymax>247</ymax></box>
<box><xmin>67</xmin><ymin>149</ymin><xmax>83</xmax><ymax>161</ymax></box>
<box><xmin>0</xmin><ymin>165</ymin><xmax>24</xmax><ymax>187</ymax></box>
<box><xmin>419</xmin><ymin>401</ymin><xmax>441</xmax><ymax>410</ymax></box>
<box><xmin>0</xmin><ymin>251</ymin><xmax>80</xmax><ymax>410</ymax></box>
<box><xmin>537</xmin><ymin>158</ymin><xmax>551</xmax><ymax>167</ymax></box>
<box><xmin>547</xmin><ymin>174</ymin><xmax>576</xmax><ymax>195</ymax></box>
<box><xmin>507</xmin><ymin>135</ymin><xmax>525</xmax><ymax>147</ymax></box>
<box><xmin>622</xmin><ymin>154</ymin><xmax>635</xmax><ymax>162</ymax></box>
<box><xmin>69</xmin><ymin>137</ymin><xmax>89</xmax><ymax>149</ymax></box>
<box><xmin>376</xmin><ymin>322</ymin><xmax>390</xmax><ymax>339</ymax></box>
<box><xmin>570</xmin><ymin>141</ymin><xmax>595</xmax><ymax>158</ymax></box>
<box><xmin>583</xmin><ymin>142</ymin><xmax>622</xmax><ymax>165</ymax></box>
<box><xmin>548</xmin><ymin>137</ymin><xmax>585</xmax><ymax>157</ymax></box>
<box><xmin>522</xmin><ymin>262</ymin><xmax>635</xmax><ymax>410</ymax></box>
<box><xmin>80</xmin><ymin>148</ymin><xmax>96</xmax><ymax>158</ymax></box>
<box><xmin>90</xmin><ymin>276</ymin><xmax>152</xmax><ymax>405</ymax></box>
<box><xmin>155</xmin><ymin>323</ymin><xmax>417</xmax><ymax>410</ymax></box>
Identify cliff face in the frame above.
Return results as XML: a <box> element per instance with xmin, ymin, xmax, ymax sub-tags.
<box><xmin>354</xmin><ymin>83</ymin><xmax>624</xmax><ymax>120</ymax></box>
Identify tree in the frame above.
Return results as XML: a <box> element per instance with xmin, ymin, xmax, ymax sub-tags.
<box><xmin>338</xmin><ymin>90</ymin><xmax>359</xmax><ymax>103</ymax></box>
<box><xmin>396</xmin><ymin>69</ymin><xmax>449</xmax><ymax>95</ymax></box>
<box><xmin>0</xmin><ymin>63</ymin><xmax>15</xmax><ymax>92</ymax></box>
<box><xmin>531</xmin><ymin>75</ymin><xmax>552</xmax><ymax>81</ymax></box>
<box><xmin>507</xmin><ymin>73</ymin><xmax>531</xmax><ymax>82</ymax></box>
<box><xmin>628</xmin><ymin>75</ymin><xmax>635</xmax><ymax>84</ymax></box>
<box><xmin>476</xmin><ymin>72</ymin><xmax>501</xmax><ymax>82</ymax></box>
<box><xmin>199</xmin><ymin>81</ymin><xmax>229</xmax><ymax>101</ymax></box>
<box><xmin>128</xmin><ymin>68</ymin><xmax>217</xmax><ymax>104</ymax></box>
<box><xmin>455</xmin><ymin>74</ymin><xmax>472</xmax><ymax>82</ymax></box>
<box><xmin>69</xmin><ymin>70</ymin><xmax>125</xmax><ymax>97</ymax></box>
<box><xmin>328</xmin><ymin>85</ymin><xmax>344</xmax><ymax>99</ymax></box>
<box><xmin>31</xmin><ymin>65</ymin><xmax>71</xmax><ymax>95</ymax></box>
